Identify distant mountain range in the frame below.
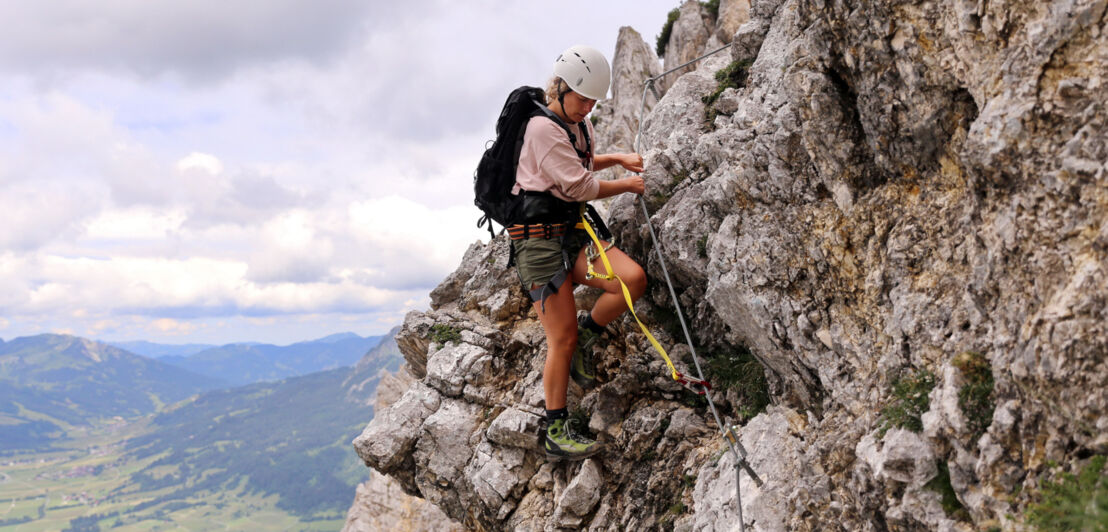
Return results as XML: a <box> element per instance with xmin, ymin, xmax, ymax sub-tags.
<box><xmin>107</xmin><ymin>332</ymin><xmax>385</xmax><ymax>387</ymax></box>
<box><xmin>0</xmin><ymin>334</ymin><xmax>225</xmax><ymax>452</ymax></box>
<box><xmin>109</xmin><ymin>332</ymin><xmax>370</xmax><ymax>360</ymax></box>
<box><xmin>0</xmin><ymin>331</ymin><xmax>387</xmax><ymax>453</ymax></box>
<box><xmin>106</xmin><ymin>340</ymin><xmax>218</xmax><ymax>358</ymax></box>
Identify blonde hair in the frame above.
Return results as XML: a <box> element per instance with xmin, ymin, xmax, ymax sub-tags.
<box><xmin>544</xmin><ymin>76</ymin><xmax>570</xmax><ymax>105</ymax></box>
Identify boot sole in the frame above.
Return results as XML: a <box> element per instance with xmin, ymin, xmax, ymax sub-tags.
<box><xmin>545</xmin><ymin>447</ymin><xmax>603</xmax><ymax>462</ymax></box>
<box><xmin>571</xmin><ymin>374</ymin><xmax>598</xmax><ymax>391</ymax></box>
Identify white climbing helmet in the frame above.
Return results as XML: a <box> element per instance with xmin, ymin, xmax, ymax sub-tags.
<box><xmin>553</xmin><ymin>45</ymin><xmax>611</xmax><ymax>101</ymax></box>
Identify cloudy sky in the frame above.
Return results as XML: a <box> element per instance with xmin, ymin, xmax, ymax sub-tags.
<box><xmin>0</xmin><ymin>1</ymin><xmax>678</xmax><ymax>345</ymax></box>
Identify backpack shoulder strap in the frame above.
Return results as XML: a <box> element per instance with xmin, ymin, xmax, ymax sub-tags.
<box><xmin>530</xmin><ymin>101</ymin><xmax>577</xmax><ymax>145</ymax></box>
<box><xmin>529</xmin><ymin>100</ymin><xmax>591</xmax><ymax>168</ymax></box>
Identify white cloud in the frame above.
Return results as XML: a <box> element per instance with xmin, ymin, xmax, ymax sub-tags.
<box><xmin>176</xmin><ymin>152</ymin><xmax>223</xmax><ymax>174</ymax></box>
<box><xmin>6</xmin><ymin>252</ymin><xmax>421</xmax><ymax>319</ymax></box>
<box><xmin>0</xmin><ymin>180</ymin><xmax>104</xmax><ymax>250</ymax></box>
<box><xmin>246</xmin><ymin>210</ymin><xmax>335</xmax><ymax>283</ymax></box>
<box><xmin>85</xmin><ymin>207</ymin><xmax>186</xmax><ymax>240</ymax></box>
<box><xmin>0</xmin><ymin>2</ymin><xmax>679</xmax><ymax>343</ymax></box>
<box><xmin>348</xmin><ymin>195</ymin><xmax>481</xmax><ymax>286</ymax></box>
<box><xmin>149</xmin><ymin>318</ymin><xmax>198</xmax><ymax>336</ymax></box>
<box><xmin>0</xmin><ymin>0</ymin><xmax>374</xmax><ymax>80</ymax></box>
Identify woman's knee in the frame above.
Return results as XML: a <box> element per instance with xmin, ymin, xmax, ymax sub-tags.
<box><xmin>623</xmin><ymin>262</ymin><xmax>647</xmax><ymax>298</ymax></box>
<box><xmin>547</xmin><ymin>327</ymin><xmax>578</xmax><ymax>355</ymax></box>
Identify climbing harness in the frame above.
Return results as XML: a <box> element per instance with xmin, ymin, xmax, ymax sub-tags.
<box><xmin>631</xmin><ymin>42</ymin><xmax>761</xmax><ymax>531</ymax></box>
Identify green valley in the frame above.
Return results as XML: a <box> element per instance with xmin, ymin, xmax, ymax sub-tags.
<box><xmin>0</xmin><ymin>333</ymin><xmax>402</xmax><ymax>531</ymax></box>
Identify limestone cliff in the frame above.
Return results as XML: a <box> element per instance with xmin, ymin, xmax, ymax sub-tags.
<box><xmin>353</xmin><ymin>1</ymin><xmax>1107</xmax><ymax>530</ymax></box>
<box><xmin>343</xmin><ymin>336</ymin><xmax>462</xmax><ymax>531</ymax></box>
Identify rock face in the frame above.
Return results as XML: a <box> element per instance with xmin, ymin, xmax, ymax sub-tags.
<box><xmin>594</xmin><ymin>26</ymin><xmax>663</xmax><ymax>174</ymax></box>
<box><xmin>342</xmin><ymin>472</ymin><xmax>463</xmax><ymax>532</ymax></box>
<box><xmin>660</xmin><ymin>0</ymin><xmax>716</xmax><ymax>93</ymax></box>
<box><xmin>353</xmin><ymin>2</ymin><xmax>1108</xmax><ymax>530</ymax></box>
<box><xmin>716</xmin><ymin>0</ymin><xmax>752</xmax><ymax>44</ymax></box>
<box><xmin>343</xmin><ymin>351</ymin><xmax>461</xmax><ymax>532</ymax></box>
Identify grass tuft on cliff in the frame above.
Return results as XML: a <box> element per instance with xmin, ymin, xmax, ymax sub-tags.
<box><xmin>429</xmin><ymin>324</ymin><xmax>462</xmax><ymax>345</ymax></box>
<box><xmin>704</xmin><ymin>346</ymin><xmax>770</xmax><ymax>422</ymax></box>
<box><xmin>703</xmin><ymin>59</ymin><xmax>753</xmax><ymax>122</ymax></box>
<box><xmin>1025</xmin><ymin>455</ymin><xmax>1108</xmax><ymax>531</ymax></box>
<box><xmin>878</xmin><ymin>368</ymin><xmax>935</xmax><ymax>436</ymax></box>
<box><xmin>952</xmin><ymin>351</ymin><xmax>994</xmax><ymax>440</ymax></box>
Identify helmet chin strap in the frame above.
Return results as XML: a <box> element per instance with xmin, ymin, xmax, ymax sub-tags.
<box><xmin>558</xmin><ymin>95</ymin><xmax>567</xmax><ymax>120</ymax></box>
<box><xmin>557</xmin><ymin>81</ymin><xmax>572</xmax><ymax>122</ymax></box>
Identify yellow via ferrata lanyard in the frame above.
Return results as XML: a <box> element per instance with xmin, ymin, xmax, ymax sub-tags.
<box><xmin>577</xmin><ymin>205</ymin><xmax>710</xmax><ymax>394</ymax></box>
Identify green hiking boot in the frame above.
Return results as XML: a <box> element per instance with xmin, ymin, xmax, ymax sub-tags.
<box><xmin>571</xmin><ymin>325</ymin><xmax>600</xmax><ymax>390</ymax></box>
<box><xmin>543</xmin><ymin>417</ymin><xmax>603</xmax><ymax>462</ymax></box>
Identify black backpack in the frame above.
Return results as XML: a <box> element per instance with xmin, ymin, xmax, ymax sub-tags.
<box><xmin>473</xmin><ymin>86</ymin><xmax>591</xmax><ymax>237</ymax></box>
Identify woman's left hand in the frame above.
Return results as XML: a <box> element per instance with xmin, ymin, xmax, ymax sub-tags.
<box><xmin>620</xmin><ymin>153</ymin><xmax>644</xmax><ymax>173</ymax></box>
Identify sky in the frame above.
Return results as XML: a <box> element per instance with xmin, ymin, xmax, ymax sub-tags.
<box><xmin>0</xmin><ymin>1</ymin><xmax>679</xmax><ymax>345</ymax></box>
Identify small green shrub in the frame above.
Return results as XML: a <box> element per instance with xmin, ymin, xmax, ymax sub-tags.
<box><xmin>702</xmin><ymin>59</ymin><xmax>753</xmax><ymax>121</ymax></box>
<box><xmin>656</xmin><ymin>7</ymin><xmax>682</xmax><ymax>57</ymax></box>
<box><xmin>668</xmin><ymin>501</ymin><xmax>687</xmax><ymax>515</ymax></box>
<box><xmin>671</xmin><ymin>168</ymin><xmax>691</xmax><ymax>186</ymax></box>
<box><xmin>1025</xmin><ymin>455</ymin><xmax>1108</xmax><ymax>531</ymax></box>
<box><xmin>429</xmin><ymin>324</ymin><xmax>462</xmax><ymax>345</ymax></box>
<box><xmin>701</xmin><ymin>0</ymin><xmax>720</xmax><ymax>19</ymax></box>
<box><xmin>696</xmin><ymin>234</ymin><xmax>709</xmax><ymax>258</ymax></box>
<box><xmin>878</xmin><ymin>369</ymin><xmax>936</xmax><ymax>436</ymax></box>
<box><xmin>682</xmin><ymin>474</ymin><xmax>697</xmax><ymax>490</ymax></box>
<box><xmin>705</xmin><ymin>346</ymin><xmax>770</xmax><ymax>422</ymax></box>
<box><xmin>952</xmin><ymin>351</ymin><xmax>994</xmax><ymax>440</ymax></box>
<box><xmin>925</xmin><ymin>461</ymin><xmax>970</xmax><ymax>521</ymax></box>
<box><xmin>590</xmin><ymin>114</ymin><xmax>600</xmax><ymax>126</ymax></box>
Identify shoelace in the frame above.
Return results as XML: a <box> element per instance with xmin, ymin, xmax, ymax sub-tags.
<box><xmin>563</xmin><ymin>419</ymin><xmax>594</xmax><ymax>445</ymax></box>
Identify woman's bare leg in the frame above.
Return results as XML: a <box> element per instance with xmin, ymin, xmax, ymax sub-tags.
<box><xmin>533</xmin><ymin>276</ymin><xmax>579</xmax><ymax>410</ymax></box>
<box><xmin>572</xmin><ymin>242</ymin><xmax>646</xmax><ymax>326</ymax></box>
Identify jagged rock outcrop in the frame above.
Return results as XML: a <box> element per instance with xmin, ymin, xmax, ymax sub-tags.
<box><xmin>594</xmin><ymin>26</ymin><xmax>664</xmax><ymax>180</ymax></box>
<box><xmin>660</xmin><ymin>0</ymin><xmax>716</xmax><ymax>93</ymax></box>
<box><xmin>354</xmin><ymin>1</ymin><xmax>1108</xmax><ymax>530</ymax></box>
<box><xmin>716</xmin><ymin>0</ymin><xmax>752</xmax><ymax>44</ymax></box>
<box><xmin>343</xmin><ymin>351</ymin><xmax>460</xmax><ymax>531</ymax></box>
<box><xmin>342</xmin><ymin>472</ymin><xmax>463</xmax><ymax>532</ymax></box>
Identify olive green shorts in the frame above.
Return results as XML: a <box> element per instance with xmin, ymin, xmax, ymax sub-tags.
<box><xmin>512</xmin><ymin>229</ymin><xmax>592</xmax><ymax>291</ymax></box>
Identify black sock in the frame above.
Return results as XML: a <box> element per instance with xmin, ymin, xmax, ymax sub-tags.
<box><xmin>545</xmin><ymin>407</ymin><xmax>568</xmax><ymax>423</ymax></box>
<box><xmin>582</xmin><ymin>314</ymin><xmax>605</xmax><ymax>334</ymax></box>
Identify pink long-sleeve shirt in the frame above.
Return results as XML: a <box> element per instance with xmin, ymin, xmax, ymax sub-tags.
<box><xmin>512</xmin><ymin>116</ymin><xmax>599</xmax><ymax>202</ymax></box>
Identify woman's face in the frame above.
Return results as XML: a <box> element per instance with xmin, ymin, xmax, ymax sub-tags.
<box><xmin>561</xmin><ymin>90</ymin><xmax>597</xmax><ymax>123</ymax></box>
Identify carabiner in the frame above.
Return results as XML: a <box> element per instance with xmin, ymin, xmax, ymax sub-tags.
<box><xmin>675</xmin><ymin>373</ymin><xmax>711</xmax><ymax>395</ymax></box>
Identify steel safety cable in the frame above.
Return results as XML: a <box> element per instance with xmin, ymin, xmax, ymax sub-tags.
<box><xmin>630</xmin><ymin>42</ymin><xmax>761</xmax><ymax>532</ymax></box>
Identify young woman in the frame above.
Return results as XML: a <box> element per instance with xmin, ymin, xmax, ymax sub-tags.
<box><xmin>510</xmin><ymin>45</ymin><xmax>647</xmax><ymax>461</ymax></box>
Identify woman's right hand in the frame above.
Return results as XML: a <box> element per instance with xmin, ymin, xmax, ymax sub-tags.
<box><xmin>623</xmin><ymin>176</ymin><xmax>645</xmax><ymax>195</ymax></box>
